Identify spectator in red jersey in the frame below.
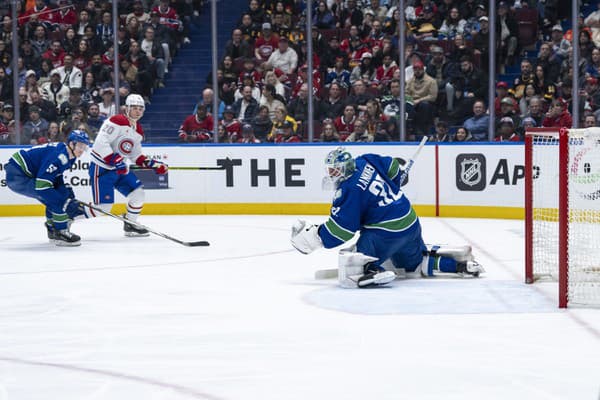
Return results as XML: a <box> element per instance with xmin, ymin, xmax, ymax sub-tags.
<box><xmin>334</xmin><ymin>104</ymin><xmax>357</xmax><ymax>139</ymax></box>
<box><xmin>542</xmin><ymin>98</ymin><xmax>573</xmax><ymax>128</ymax></box>
<box><xmin>219</xmin><ymin>105</ymin><xmax>242</xmax><ymax>141</ymax></box>
<box><xmin>374</xmin><ymin>54</ymin><xmax>398</xmax><ymax>92</ymax></box>
<box><xmin>178</xmin><ymin>104</ymin><xmax>214</xmax><ymax>143</ymax></box>
<box><xmin>237</xmin><ymin>123</ymin><xmax>261</xmax><ymax>143</ymax></box>
<box><xmin>273</xmin><ymin>120</ymin><xmax>301</xmax><ymax>143</ymax></box>
<box><xmin>26</xmin><ymin>0</ymin><xmax>58</xmax><ymax>29</ymax></box>
<box><xmin>254</xmin><ymin>22</ymin><xmax>279</xmax><ymax>62</ymax></box>
<box><xmin>42</xmin><ymin>40</ymin><xmax>65</xmax><ymax>69</ymax></box>
<box><xmin>495</xmin><ymin>117</ymin><xmax>521</xmax><ymax>141</ymax></box>
<box><xmin>56</xmin><ymin>0</ymin><xmax>77</xmax><ymax>31</ymax></box>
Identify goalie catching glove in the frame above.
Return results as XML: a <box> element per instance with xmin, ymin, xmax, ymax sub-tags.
<box><xmin>291</xmin><ymin>220</ymin><xmax>323</xmax><ymax>254</ymax></box>
<box><xmin>136</xmin><ymin>155</ymin><xmax>168</xmax><ymax>175</ymax></box>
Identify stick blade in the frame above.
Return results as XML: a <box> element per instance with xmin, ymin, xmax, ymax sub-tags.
<box><xmin>184</xmin><ymin>241</ymin><xmax>210</xmax><ymax>247</ymax></box>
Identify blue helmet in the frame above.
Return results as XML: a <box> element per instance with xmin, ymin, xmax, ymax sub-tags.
<box><xmin>67</xmin><ymin>130</ymin><xmax>91</xmax><ymax>146</ymax></box>
<box><xmin>324</xmin><ymin>147</ymin><xmax>355</xmax><ymax>188</ymax></box>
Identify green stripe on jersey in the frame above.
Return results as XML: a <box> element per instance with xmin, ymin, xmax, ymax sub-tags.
<box><xmin>388</xmin><ymin>158</ymin><xmax>400</xmax><ymax>180</ymax></box>
<box><xmin>35</xmin><ymin>179</ymin><xmax>53</xmax><ymax>190</ymax></box>
<box><xmin>364</xmin><ymin>207</ymin><xmax>418</xmax><ymax>232</ymax></box>
<box><xmin>11</xmin><ymin>152</ymin><xmax>32</xmax><ymax>177</ymax></box>
<box><xmin>324</xmin><ymin>218</ymin><xmax>354</xmax><ymax>242</ymax></box>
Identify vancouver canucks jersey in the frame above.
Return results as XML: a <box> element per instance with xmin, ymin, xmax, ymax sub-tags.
<box><xmin>318</xmin><ymin>154</ymin><xmax>418</xmax><ymax>248</ymax></box>
<box><xmin>10</xmin><ymin>142</ymin><xmax>75</xmax><ymax>193</ymax></box>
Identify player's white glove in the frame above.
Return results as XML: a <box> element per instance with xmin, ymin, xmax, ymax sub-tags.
<box><xmin>291</xmin><ymin>219</ymin><xmax>323</xmax><ymax>254</ymax></box>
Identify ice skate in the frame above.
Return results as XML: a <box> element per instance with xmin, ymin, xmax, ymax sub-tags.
<box><xmin>123</xmin><ymin>215</ymin><xmax>150</xmax><ymax>237</ymax></box>
<box><xmin>356</xmin><ymin>263</ymin><xmax>396</xmax><ymax>288</ymax></box>
<box><xmin>45</xmin><ymin>221</ymin><xmax>57</xmax><ymax>243</ymax></box>
<box><xmin>457</xmin><ymin>260</ymin><xmax>485</xmax><ymax>277</ymax></box>
<box><xmin>54</xmin><ymin>229</ymin><xmax>81</xmax><ymax>247</ymax></box>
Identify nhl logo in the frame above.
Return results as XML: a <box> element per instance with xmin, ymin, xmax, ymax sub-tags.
<box><xmin>456</xmin><ymin>154</ymin><xmax>486</xmax><ymax>191</ymax></box>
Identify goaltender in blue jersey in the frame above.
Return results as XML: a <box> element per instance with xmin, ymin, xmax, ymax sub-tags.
<box><xmin>4</xmin><ymin>130</ymin><xmax>91</xmax><ymax>246</ymax></box>
<box><xmin>291</xmin><ymin>147</ymin><xmax>485</xmax><ymax>288</ymax></box>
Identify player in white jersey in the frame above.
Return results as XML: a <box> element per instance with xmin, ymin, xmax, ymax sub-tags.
<box><xmin>88</xmin><ymin>94</ymin><xmax>168</xmax><ymax>236</ymax></box>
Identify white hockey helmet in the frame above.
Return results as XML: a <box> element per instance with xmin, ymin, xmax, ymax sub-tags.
<box><xmin>125</xmin><ymin>94</ymin><xmax>145</xmax><ymax>120</ymax></box>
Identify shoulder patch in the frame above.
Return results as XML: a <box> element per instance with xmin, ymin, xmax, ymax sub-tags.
<box><xmin>109</xmin><ymin>114</ymin><xmax>130</xmax><ymax>127</ymax></box>
<box><xmin>58</xmin><ymin>153</ymin><xmax>68</xmax><ymax>165</ymax></box>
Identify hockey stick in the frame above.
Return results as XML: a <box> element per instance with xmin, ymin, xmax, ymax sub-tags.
<box><xmin>131</xmin><ymin>166</ymin><xmax>225</xmax><ymax>171</ymax></box>
<box><xmin>79</xmin><ymin>201</ymin><xmax>210</xmax><ymax>247</ymax></box>
<box><xmin>314</xmin><ymin>136</ymin><xmax>429</xmax><ymax>280</ymax></box>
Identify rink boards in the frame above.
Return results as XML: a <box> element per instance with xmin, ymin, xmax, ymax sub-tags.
<box><xmin>0</xmin><ymin>142</ymin><xmax>526</xmax><ymax>218</ymax></box>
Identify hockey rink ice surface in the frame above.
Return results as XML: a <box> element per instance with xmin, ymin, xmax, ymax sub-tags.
<box><xmin>0</xmin><ymin>215</ymin><xmax>599</xmax><ymax>400</ymax></box>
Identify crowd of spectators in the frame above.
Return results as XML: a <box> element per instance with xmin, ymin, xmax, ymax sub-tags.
<box><xmin>0</xmin><ymin>0</ymin><xmax>200</xmax><ymax>145</ymax></box>
<box><xmin>177</xmin><ymin>0</ymin><xmax>599</xmax><ymax>144</ymax></box>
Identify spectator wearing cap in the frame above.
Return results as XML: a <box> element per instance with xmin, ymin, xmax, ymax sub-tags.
<box><xmin>542</xmin><ymin>98</ymin><xmax>572</xmax><ymax>128</ymax></box>
<box><xmin>224</xmin><ymin>29</ymin><xmax>252</xmax><ymax>60</ymax></box>
<box><xmin>426</xmin><ymin>45</ymin><xmax>455</xmax><ymax>96</ymax></box>
<box><xmin>472</xmin><ymin>16</ymin><xmax>490</xmax><ymax>68</ymax></box>
<box><xmin>219</xmin><ymin>105</ymin><xmax>242</xmax><ymax>141</ymax></box>
<box><xmin>439</xmin><ymin>7</ymin><xmax>467</xmax><ymax>40</ymax></box>
<box><xmin>495</xmin><ymin>116</ymin><xmax>520</xmax><ymax>141</ymax></box>
<box><xmin>445</xmin><ymin>55</ymin><xmax>487</xmax><ymax>113</ymax></box>
<box><xmin>497</xmin><ymin>96</ymin><xmax>520</xmax><ymax>130</ymax></box>
<box><xmin>178</xmin><ymin>104</ymin><xmax>214</xmax><ymax>143</ymax></box>
<box><xmin>550</xmin><ymin>25</ymin><xmax>571</xmax><ymax>61</ymax></box>
<box><xmin>23</xmin><ymin>105</ymin><xmax>50</xmax><ymax>145</ymax></box>
<box><xmin>267</xmin><ymin>37</ymin><xmax>298</xmax><ymax>75</ymax></box>
<box><xmin>273</xmin><ymin>120</ymin><xmax>301</xmax><ymax>143</ymax></box>
<box><xmin>254</xmin><ymin>23</ymin><xmax>279</xmax><ymax>61</ymax></box>
<box><xmin>463</xmin><ymin>100</ymin><xmax>490</xmax><ymax>141</ymax></box>
<box><xmin>350</xmin><ymin>52</ymin><xmax>376</xmax><ymax>87</ymax></box>
<box><xmin>406</xmin><ymin>60</ymin><xmax>437</xmax><ymax>137</ymax></box>
<box><xmin>494</xmin><ymin>81</ymin><xmax>516</xmax><ymax>114</ymax></box>
<box><xmin>0</xmin><ymin>103</ymin><xmax>15</xmax><ymax>144</ymax></box>
<box><xmin>0</xmin><ymin>115</ymin><xmax>13</xmax><ymax>145</ymax></box>
<box><xmin>53</xmin><ymin>54</ymin><xmax>84</xmax><ymax>90</ymax></box>
<box><xmin>238</xmin><ymin>123</ymin><xmax>261</xmax><ymax>143</ymax></box>
<box><xmin>430</xmin><ymin>120</ymin><xmax>451</xmax><ymax>142</ymax></box>
<box><xmin>41</xmin><ymin>71</ymin><xmax>71</xmax><ymax>109</ymax></box>
<box><xmin>98</xmin><ymin>87</ymin><xmax>118</xmax><ymax>118</ymax></box>
<box><xmin>23</xmin><ymin>70</ymin><xmax>42</xmax><ymax>101</ymax></box>
<box><xmin>313</xmin><ymin>1</ymin><xmax>336</xmax><ymax>29</ymax></box>
<box><xmin>496</xmin><ymin>1</ymin><xmax>518</xmax><ymax>66</ymax></box>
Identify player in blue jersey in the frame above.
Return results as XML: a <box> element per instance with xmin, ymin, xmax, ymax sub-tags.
<box><xmin>291</xmin><ymin>147</ymin><xmax>484</xmax><ymax>288</ymax></box>
<box><xmin>4</xmin><ymin>130</ymin><xmax>91</xmax><ymax>246</ymax></box>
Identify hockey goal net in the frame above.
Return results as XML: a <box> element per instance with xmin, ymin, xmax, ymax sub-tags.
<box><xmin>525</xmin><ymin>127</ymin><xmax>600</xmax><ymax>308</ymax></box>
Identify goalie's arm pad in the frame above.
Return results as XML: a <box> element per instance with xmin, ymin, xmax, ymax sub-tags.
<box><xmin>291</xmin><ymin>220</ymin><xmax>323</xmax><ymax>254</ymax></box>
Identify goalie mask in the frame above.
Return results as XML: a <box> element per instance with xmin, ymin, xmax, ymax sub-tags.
<box><xmin>323</xmin><ymin>147</ymin><xmax>355</xmax><ymax>189</ymax></box>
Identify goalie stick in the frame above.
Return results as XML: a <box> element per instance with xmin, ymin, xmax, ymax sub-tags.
<box><xmin>78</xmin><ymin>201</ymin><xmax>210</xmax><ymax>247</ymax></box>
<box><xmin>314</xmin><ymin>136</ymin><xmax>429</xmax><ymax>279</ymax></box>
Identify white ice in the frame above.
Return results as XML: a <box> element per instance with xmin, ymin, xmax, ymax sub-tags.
<box><xmin>0</xmin><ymin>215</ymin><xmax>598</xmax><ymax>400</ymax></box>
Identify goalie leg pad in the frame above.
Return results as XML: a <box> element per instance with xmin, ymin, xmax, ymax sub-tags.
<box><xmin>291</xmin><ymin>220</ymin><xmax>323</xmax><ymax>254</ymax></box>
<box><xmin>426</xmin><ymin>244</ymin><xmax>474</xmax><ymax>262</ymax></box>
<box><xmin>337</xmin><ymin>251</ymin><xmax>396</xmax><ymax>288</ymax></box>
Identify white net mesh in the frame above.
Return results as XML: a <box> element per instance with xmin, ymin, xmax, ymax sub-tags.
<box><xmin>530</xmin><ymin>128</ymin><xmax>600</xmax><ymax>306</ymax></box>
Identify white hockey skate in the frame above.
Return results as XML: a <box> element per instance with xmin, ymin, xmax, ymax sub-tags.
<box><xmin>456</xmin><ymin>261</ymin><xmax>485</xmax><ymax>277</ymax></box>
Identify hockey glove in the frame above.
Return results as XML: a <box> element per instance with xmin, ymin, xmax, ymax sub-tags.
<box><xmin>291</xmin><ymin>219</ymin><xmax>323</xmax><ymax>254</ymax></box>
<box><xmin>63</xmin><ymin>198</ymin><xmax>87</xmax><ymax>219</ymax></box>
<box><xmin>104</xmin><ymin>153</ymin><xmax>128</xmax><ymax>175</ymax></box>
<box><xmin>136</xmin><ymin>155</ymin><xmax>168</xmax><ymax>174</ymax></box>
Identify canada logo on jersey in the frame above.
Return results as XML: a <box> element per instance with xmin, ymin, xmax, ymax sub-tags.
<box><xmin>119</xmin><ymin>139</ymin><xmax>134</xmax><ymax>154</ymax></box>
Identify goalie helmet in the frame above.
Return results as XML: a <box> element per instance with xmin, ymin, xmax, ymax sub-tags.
<box><xmin>67</xmin><ymin>130</ymin><xmax>90</xmax><ymax>146</ymax></box>
<box><xmin>324</xmin><ymin>147</ymin><xmax>355</xmax><ymax>188</ymax></box>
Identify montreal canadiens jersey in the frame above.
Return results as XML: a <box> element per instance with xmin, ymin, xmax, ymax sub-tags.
<box><xmin>318</xmin><ymin>154</ymin><xmax>418</xmax><ymax>249</ymax></box>
<box><xmin>10</xmin><ymin>142</ymin><xmax>75</xmax><ymax>190</ymax></box>
<box><xmin>90</xmin><ymin>114</ymin><xmax>144</xmax><ymax>169</ymax></box>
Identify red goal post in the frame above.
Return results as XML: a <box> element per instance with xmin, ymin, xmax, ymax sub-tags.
<box><xmin>525</xmin><ymin>127</ymin><xmax>600</xmax><ymax>308</ymax></box>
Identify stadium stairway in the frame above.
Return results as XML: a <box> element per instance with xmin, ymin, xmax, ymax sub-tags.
<box><xmin>143</xmin><ymin>1</ymin><xmax>245</xmax><ymax>142</ymax></box>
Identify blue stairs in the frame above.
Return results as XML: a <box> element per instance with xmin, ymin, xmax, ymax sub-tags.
<box><xmin>143</xmin><ymin>1</ymin><xmax>246</xmax><ymax>142</ymax></box>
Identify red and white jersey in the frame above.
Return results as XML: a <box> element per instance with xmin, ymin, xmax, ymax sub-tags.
<box><xmin>91</xmin><ymin>114</ymin><xmax>145</xmax><ymax>169</ymax></box>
